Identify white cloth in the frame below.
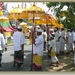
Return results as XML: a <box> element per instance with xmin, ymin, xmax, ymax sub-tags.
<box><xmin>66</xmin><ymin>43</ymin><xmax>72</xmax><ymax>51</ymax></box>
<box><xmin>72</xmin><ymin>32</ymin><xmax>75</xmax><ymax>41</ymax></box>
<box><xmin>33</xmin><ymin>35</ymin><xmax>44</xmax><ymax>56</ymax></box>
<box><xmin>42</xmin><ymin>32</ymin><xmax>47</xmax><ymax>42</ymax></box>
<box><xmin>66</xmin><ymin>32</ymin><xmax>73</xmax><ymax>43</ymax></box>
<box><xmin>54</xmin><ymin>32</ymin><xmax>60</xmax><ymax>41</ymax></box>
<box><xmin>60</xmin><ymin>31</ymin><xmax>66</xmax><ymax>43</ymax></box>
<box><xmin>60</xmin><ymin>42</ymin><xmax>65</xmax><ymax>51</ymax></box>
<box><xmin>0</xmin><ymin>33</ymin><xmax>5</xmax><ymax>50</ymax></box>
<box><xmin>74</xmin><ymin>52</ymin><xmax>75</xmax><ymax>66</ymax></box>
<box><xmin>60</xmin><ymin>31</ymin><xmax>66</xmax><ymax>52</ymax></box>
<box><xmin>50</xmin><ymin>39</ymin><xmax>59</xmax><ymax>63</ymax></box>
<box><xmin>54</xmin><ymin>32</ymin><xmax>61</xmax><ymax>54</ymax></box>
<box><xmin>50</xmin><ymin>39</ymin><xmax>56</xmax><ymax>52</ymax></box>
<box><xmin>56</xmin><ymin>42</ymin><xmax>60</xmax><ymax>54</ymax></box>
<box><xmin>66</xmin><ymin>32</ymin><xmax>73</xmax><ymax>51</ymax></box>
<box><xmin>13</xmin><ymin>31</ymin><xmax>26</xmax><ymax>51</ymax></box>
<box><xmin>51</xmin><ymin>56</ymin><xmax>58</xmax><ymax>63</ymax></box>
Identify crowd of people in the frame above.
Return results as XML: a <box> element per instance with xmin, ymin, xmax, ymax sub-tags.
<box><xmin>31</xmin><ymin>26</ymin><xmax>75</xmax><ymax>71</ymax></box>
<box><xmin>0</xmin><ymin>19</ymin><xmax>75</xmax><ymax>71</ymax></box>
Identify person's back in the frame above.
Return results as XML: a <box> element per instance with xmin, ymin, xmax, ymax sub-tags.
<box><xmin>13</xmin><ymin>31</ymin><xmax>25</xmax><ymax>51</ymax></box>
<box><xmin>13</xmin><ymin>24</ymin><xmax>25</xmax><ymax>68</ymax></box>
<box><xmin>50</xmin><ymin>39</ymin><xmax>56</xmax><ymax>52</ymax></box>
<box><xmin>66</xmin><ymin>31</ymin><xmax>73</xmax><ymax>43</ymax></box>
<box><xmin>0</xmin><ymin>33</ymin><xmax>5</xmax><ymax>50</ymax></box>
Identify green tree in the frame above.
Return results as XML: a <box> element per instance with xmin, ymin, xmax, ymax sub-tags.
<box><xmin>46</xmin><ymin>2</ymin><xmax>75</xmax><ymax>30</ymax></box>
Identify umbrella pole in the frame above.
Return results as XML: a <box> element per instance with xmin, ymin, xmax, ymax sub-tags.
<box><xmin>31</xmin><ymin>16</ymin><xmax>34</xmax><ymax>71</ymax></box>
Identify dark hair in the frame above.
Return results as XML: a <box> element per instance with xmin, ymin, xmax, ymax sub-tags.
<box><xmin>18</xmin><ymin>29</ymin><xmax>22</xmax><ymax>31</ymax></box>
<box><xmin>17</xmin><ymin>19</ymin><xmax>23</xmax><ymax>22</ymax></box>
<box><xmin>0</xmin><ymin>27</ymin><xmax>3</xmax><ymax>33</ymax></box>
<box><xmin>61</xmin><ymin>28</ymin><xmax>64</xmax><ymax>31</ymax></box>
<box><xmin>51</xmin><ymin>34</ymin><xmax>55</xmax><ymax>37</ymax></box>
<box><xmin>43</xmin><ymin>29</ymin><xmax>46</xmax><ymax>32</ymax></box>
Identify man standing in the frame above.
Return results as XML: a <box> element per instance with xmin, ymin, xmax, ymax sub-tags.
<box><xmin>66</xmin><ymin>29</ymin><xmax>73</xmax><ymax>54</ymax></box>
<box><xmin>54</xmin><ymin>28</ymin><xmax>61</xmax><ymax>55</ymax></box>
<box><xmin>13</xmin><ymin>25</ymin><xmax>25</xmax><ymax>68</ymax></box>
<box><xmin>0</xmin><ymin>28</ymin><xmax>6</xmax><ymax>70</ymax></box>
<box><xmin>33</xmin><ymin>28</ymin><xmax>44</xmax><ymax>71</ymax></box>
<box><xmin>48</xmin><ymin>33</ymin><xmax>60</xmax><ymax>66</ymax></box>
<box><xmin>60</xmin><ymin>28</ymin><xmax>66</xmax><ymax>54</ymax></box>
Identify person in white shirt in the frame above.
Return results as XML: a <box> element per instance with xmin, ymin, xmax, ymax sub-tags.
<box><xmin>73</xmin><ymin>30</ymin><xmax>75</xmax><ymax>50</ymax></box>
<box><xmin>48</xmin><ymin>33</ymin><xmax>60</xmax><ymax>66</ymax></box>
<box><xmin>13</xmin><ymin>25</ymin><xmax>25</xmax><ymax>68</ymax></box>
<box><xmin>33</xmin><ymin>28</ymin><xmax>44</xmax><ymax>71</ymax></box>
<box><xmin>42</xmin><ymin>29</ymin><xmax>47</xmax><ymax>51</ymax></box>
<box><xmin>60</xmin><ymin>28</ymin><xmax>66</xmax><ymax>54</ymax></box>
<box><xmin>47</xmin><ymin>29</ymin><xmax>54</xmax><ymax>58</ymax></box>
<box><xmin>66</xmin><ymin>29</ymin><xmax>73</xmax><ymax>54</ymax></box>
<box><xmin>0</xmin><ymin>28</ymin><xmax>6</xmax><ymax>70</ymax></box>
<box><xmin>54</xmin><ymin>28</ymin><xmax>61</xmax><ymax>55</ymax></box>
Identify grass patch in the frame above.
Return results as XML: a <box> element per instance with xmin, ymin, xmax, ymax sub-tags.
<box><xmin>7</xmin><ymin>39</ymin><xmax>13</xmax><ymax>45</ymax></box>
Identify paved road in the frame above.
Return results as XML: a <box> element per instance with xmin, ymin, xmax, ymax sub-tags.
<box><xmin>2</xmin><ymin>44</ymin><xmax>32</xmax><ymax>71</ymax></box>
<box><xmin>1</xmin><ymin>39</ymin><xmax>48</xmax><ymax>71</ymax></box>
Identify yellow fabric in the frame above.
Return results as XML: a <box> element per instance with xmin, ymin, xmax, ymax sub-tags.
<box><xmin>0</xmin><ymin>19</ymin><xmax>9</xmax><ymax>22</ymax></box>
<box><xmin>0</xmin><ymin>11</ymin><xmax>3</xmax><ymax>16</ymax></box>
<box><xmin>51</xmin><ymin>52</ymin><xmax>56</xmax><ymax>56</ymax></box>
<box><xmin>5</xmin><ymin>32</ymin><xmax>11</xmax><ymax>37</ymax></box>
<box><xmin>30</xmin><ymin>32</ymin><xmax>32</xmax><ymax>44</ymax></box>
<box><xmin>33</xmin><ymin>54</ymin><xmax>42</xmax><ymax>66</ymax></box>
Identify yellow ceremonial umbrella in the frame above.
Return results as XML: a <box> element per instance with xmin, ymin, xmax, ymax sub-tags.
<box><xmin>22</xmin><ymin>4</ymin><xmax>45</xmax><ymax>18</ymax></box>
<box><xmin>0</xmin><ymin>15</ymin><xmax>9</xmax><ymax>22</ymax></box>
<box><xmin>20</xmin><ymin>22</ymin><xmax>29</xmax><ymax>34</ymax></box>
<box><xmin>22</xmin><ymin>3</ymin><xmax>46</xmax><ymax>71</ymax></box>
<box><xmin>8</xmin><ymin>7</ymin><xmax>23</xmax><ymax>19</ymax></box>
<box><xmin>0</xmin><ymin>8</ymin><xmax>8</xmax><ymax>22</ymax></box>
<box><xmin>8</xmin><ymin>7</ymin><xmax>29</xmax><ymax>19</ymax></box>
<box><xmin>28</xmin><ymin>14</ymin><xmax>56</xmax><ymax>26</ymax></box>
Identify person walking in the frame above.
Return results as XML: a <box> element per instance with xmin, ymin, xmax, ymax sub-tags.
<box><xmin>32</xmin><ymin>28</ymin><xmax>44</xmax><ymax>71</ymax></box>
<box><xmin>13</xmin><ymin>25</ymin><xmax>26</xmax><ymax>69</ymax></box>
<box><xmin>73</xmin><ymin>30</ymin><xmax>75</xmax><ymax>50</ymax></box>
<box><xmin>48</xmin><ymin>33</ymin><xmax>60</xmax><ymax>66</ymax></box>
<box><xmin>0</xmin><ymin>28</ymin><xmax>6</xmax><ymax>70</ymax></box>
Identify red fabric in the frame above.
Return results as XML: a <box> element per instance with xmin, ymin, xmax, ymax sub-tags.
<box><xmin>0</xmin><ymin>27</ymin><xmax>4</xmax><ymax>33</ymax></box>
<box><xmin>9</xmin><ymin>26</ymin><xmax>17</xmax><ymax>31</ymax></box>
<box><xmin>0</xmin><ymin>2</ymin><xmax>2</xmax><ymax>9</ymax></box>
<box><xmin>2</xmin><ymin>27</ymin><xmax>13</xmax><ymax>32</ymax></box>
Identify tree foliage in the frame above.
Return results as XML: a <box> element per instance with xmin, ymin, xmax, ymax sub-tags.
<box><xmin>46</xmin><ymin>2</ymin><xmax>75</xmax><ymax>30</ymax></box>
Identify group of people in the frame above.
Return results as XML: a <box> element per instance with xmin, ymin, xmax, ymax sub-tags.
<box><xmin>32</xmin><ymin>26</ymin><xmax>75</xmax><ymax>70</ymax></box>
<box><xmin>0</xmin><ymin>19</ymin><xmax>75</xmax><ymax>71</ymax></box>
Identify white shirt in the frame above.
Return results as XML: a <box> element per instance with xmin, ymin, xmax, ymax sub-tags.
<box><xmin>54</xmin><ymin>31</ymin><xmax>61</xmax><ymax>41</ymax></box>
<box><xmin>0</xmin><ymin>33</ymin><xmax>5</xmax><ymax>50</ymax></box>
<box><xmin>72</xmin><ymin>31</ymin><xmax>75</xmax><ymax>41</ymax></box>
<box><xmin>33</xmin><ymin>35</ymin><xmax>44</xmax><ymax>56</ymax></box>
<box><xmin>50</xmin><ymin>39</ymin><xmax>56</xmax><ymax>52</ymax></box>
<box><xmin>13</xmin><ymin>31</ymin><xmax>26</xmax><ymax>51</ymax></box>
<box><xmin>42</xmin><ymin>31</ymin><xmax>47</xmax><ymax>42</ymax></box>
<box><xmin>66</xmin><ymin>32</ymin><xmax>73</xmax><ymax>43</ymax></box>
<box><xmin>60</xmin><ymin>31</ymin><xmax>65</xmax><ymax>43</ymax></box>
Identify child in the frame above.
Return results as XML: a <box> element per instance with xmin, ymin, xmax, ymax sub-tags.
<box><xmin>49</xmin><ymin>33</ymin><xmax>60</xmax><ymax>66</ymax></box>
